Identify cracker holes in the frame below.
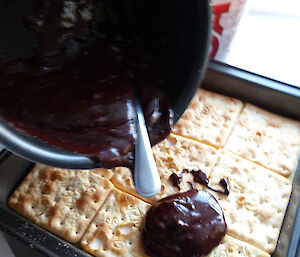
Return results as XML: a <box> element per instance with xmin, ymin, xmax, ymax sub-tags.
<box><xmin>125</xmin><ymin>178</ymin><xmax>131</xmax><ymax>186</ymax></box>
<box><xmin>256</xmin><ymin>131</ymin><xmax>262</xmax><ymax>136</ymax></box>
<box><xmin>238</xmin><ymin>196</ymin><xmax>245</xmax><ymax>203</ymax></box>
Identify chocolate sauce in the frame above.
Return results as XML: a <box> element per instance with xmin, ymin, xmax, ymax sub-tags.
<box><xmin>169</xmin><ymin>173</ymin><xmax>182</xmax><ymax>190</ymax></box>
<box><xmin>219</xmin><ymin>178</ymin><xmax>230</xmax><ymax>196</ymax></box>
<box><xmin>186</xmin><ymin>169</ymin><xmax>209</xmax><ymax>185</ymax></box>
<box><xmin>187</xmin><ymin>181</ymin><xmax>194</xmax><ymax>189</ymax></box>
<box><xmin>169</xmin><ymin>169</ymin><xmax>230</xmax><ymax>196</ymax></box>
<box><xmin>0</xmin><ymin>0</ymin><xmax>173</xmax><ymax>168</ymax></box>
<box><xmin>143</xmin><ymin>189</ymin><xmax>227</xmax><ymax>257</ymax></box>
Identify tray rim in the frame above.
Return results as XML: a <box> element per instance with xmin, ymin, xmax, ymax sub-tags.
<box><xmin>208</xmin><ymin>60</ymin><xmax>300</xmax><ymax>98</ymax></box>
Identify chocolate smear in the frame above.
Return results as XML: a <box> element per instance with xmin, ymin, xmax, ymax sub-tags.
<box><xmin>169</xmin><ymin>169</ymin><xmax>230</xmax><ymax>196</ymax></box>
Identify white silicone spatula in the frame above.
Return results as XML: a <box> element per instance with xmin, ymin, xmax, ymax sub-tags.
<box><xmin>134</xmin><ymin>98</ymin><xmax>161</xmax><ymax>198</ymax></box>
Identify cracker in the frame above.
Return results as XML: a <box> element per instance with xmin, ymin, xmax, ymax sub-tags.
<box><xmin>225</xmin><ymin>103</ymin><xmax>300</xmax><ymax>177</ymax></box>
<box><xmin>209</xmin><ymin>235</ymin><xmax>270</xmax><ymax>257</ymax></box>
<box><xmin>81</xmin><ymin>188</ymin><xmax>150</xmax><ymax>257</ymax></box>
<box><xmin>208</xmin><ymin>150</ymin><xmax>292</xmax><ymax>253</ymax></box>
<box><xmin>92</xmin><ymin>168</ymin><xmax>114</xmax><ymax>180</ymax></box>
<box><xmin>172</xmin><ymin>89</ymin><xmax>243</xmax><ymax>147</ymax></box>
<box><xmin>8</xmin><ymin>164</ymin><xmax>113</xmax><ymax>243</ymax></box>
<box><xmin>110</xmin><ymin>133</ymin><xmax>219</xmax><ymax>203</ymax></box>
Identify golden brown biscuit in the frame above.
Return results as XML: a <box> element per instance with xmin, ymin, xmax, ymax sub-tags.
<box><xmin>81</xmin><ymin>189</ymin><xmax>150</xmax><ymax>257</ymax></box>
<box><xmin>92</xmin><ymin>167</ymin><xmax>114</xmax><ymax>180</ymax></box>
<box><xmin>209</xmin><ymin>235</ymin><xmax>270</xmax><ymax>257</ymax></box>
<box><xmin>225</xmin><ymin>103</ymin><xmax>300</xmax><ymax>177</ymax></box>
<box><xmin>8</xmin><ymin>164</ymin><xmax>113</xmax><ymax>243</ymax></box>
<box><xmin>172</xmin><ymin>89</ymin><xmax>243</xmax><ymax>147</ymax></box>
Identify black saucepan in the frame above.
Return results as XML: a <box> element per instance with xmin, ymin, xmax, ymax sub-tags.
<box><xmin>0</xmin><ymin>0</ymin><xmax>212</xmax><ymax>168</ymax></box>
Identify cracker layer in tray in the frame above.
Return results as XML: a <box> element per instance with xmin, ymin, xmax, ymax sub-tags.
<box><xmin>8</xmin><ymin>89</ymin><xmax>299</xmax><ymax>257</ymax></box>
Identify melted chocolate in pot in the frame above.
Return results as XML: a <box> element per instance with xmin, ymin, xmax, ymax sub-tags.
<box><xmin>143</xmin><ymin>189</ymin><xmax>227</xmax><ymax>257</ymax></box>
<box><xmin>0</xmin><ymin>0</ymin><xmax>173</xmax><ymax>168</ymax></box>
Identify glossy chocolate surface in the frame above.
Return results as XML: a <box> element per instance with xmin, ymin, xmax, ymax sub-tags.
<box><xmin>143</xmin><ymin>189</ymin><xmax>227</xmax><ymax>257</ymax></box>
<box><xmin>170</xmin><ymin>169</ymin><xmax>230</xmax><ymax>196</ymax></box>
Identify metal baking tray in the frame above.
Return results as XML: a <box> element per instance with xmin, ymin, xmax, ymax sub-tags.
<box><xmin>0</xmin><ymin>60</ymin><xmax>299</xmax><ymax>257</ymax></box>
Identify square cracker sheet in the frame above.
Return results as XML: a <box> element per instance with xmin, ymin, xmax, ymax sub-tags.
<box><xmin>110</xmin><ymin>133</ymin><xmax>219</xmax><ymax>203</ymax></box>
<box><xmin>225</xmin><ymin>103</ymin><xmax>300</xmax><ymax>177</ymax></box>
<box><xmin>208</xmin><ymin>150</ymin><xmax>292</xmax><ymax>253</ymax></box>
<box><xmin>91</xmin><ymin>167</ymin><xmax>114</xmax><ymax>180</ymax></box>
<box><xmin>209</xmin><ymin>235</ymin><xmax>270</xmax><ymax>257</ymax></box>
<box><xmin>8</xmin><ymin>164</ymin><xmax>113</xmax><ymax>243</ymax></box>
<box><xmin>81</xmin><ymin>188</ymin><xmax>150</xmax><ymax>257</ymax></box>
<box><xmin>172</xmin><ymin>89</ymin><xmax>243</xmax><ymax>147</ymax></box>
